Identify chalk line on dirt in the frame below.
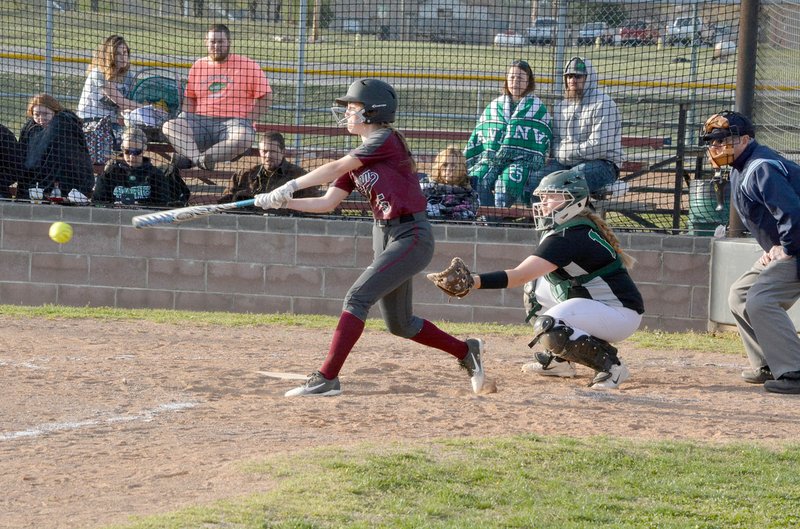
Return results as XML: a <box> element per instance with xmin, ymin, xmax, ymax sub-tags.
<box><xmin>0</xmin><ymin>401</ymin><xmax>198</xmax><ymax>441</ymax></box>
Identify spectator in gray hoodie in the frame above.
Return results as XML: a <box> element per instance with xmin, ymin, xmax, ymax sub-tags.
<box><xmin>525</xmin><ymin>56</ymin><xmax>624</xmax><ymax>203</ymax></box>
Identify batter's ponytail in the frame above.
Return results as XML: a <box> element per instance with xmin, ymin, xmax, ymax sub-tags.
<box><xmin>386</xmin><ymin>124</ymin><xmax>417</xmax><ymax>174</ymax></box>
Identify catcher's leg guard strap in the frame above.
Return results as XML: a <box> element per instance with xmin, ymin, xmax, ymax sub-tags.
<box><xmin>559</xmin><ymin>335</ymin><xmax>619</xmax><ymax>373</ymax></box>
<box><xmin>528</xmin><ymin>315</ymin><xmax>572</xmax><ymax>353</ymax></box>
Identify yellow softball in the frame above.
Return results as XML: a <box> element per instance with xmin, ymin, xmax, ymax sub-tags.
<box><xmin>49</xmin><ymin>222</ymin><xmax>73</xmax><ymax>244</ymax></box>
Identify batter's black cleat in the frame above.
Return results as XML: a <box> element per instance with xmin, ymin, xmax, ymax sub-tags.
<box><xmin>741</xmin><ymin>366</ymin><xmax>773</xmax><ymax>384</ymax></box>
<box><xmin>285</xmin><ymin>371</ymin><xmax>341</xmax><ymax>397</ymax></box>
<box><xmin>460</xmin><ymin>338</ymin><xmax>485</xmax><ymax>393</ymax></box>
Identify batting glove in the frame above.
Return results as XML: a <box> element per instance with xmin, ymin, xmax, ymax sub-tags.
<box><xmin>254</xmin><ymin>190</ymin><xmax>286</xmax><ymax>210</ymax></box>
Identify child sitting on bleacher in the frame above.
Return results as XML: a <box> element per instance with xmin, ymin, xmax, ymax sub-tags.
<box><xmin>94</xmin><ymin>126</ymin><xmax>189</xmax><ymax>206</ymax></box>
<box><xmin>421</xmin><ymin>146</ymin><xmax>478</xmax><ymax>220</ymax></box>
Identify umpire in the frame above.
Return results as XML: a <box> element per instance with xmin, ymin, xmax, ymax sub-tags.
<box><xmin>702</xmin><ymin>110</ymin><xmax>800</xmax><ymax>394</ymax></box>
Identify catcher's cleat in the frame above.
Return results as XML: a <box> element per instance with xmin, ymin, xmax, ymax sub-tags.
<box><xmin>522</xmin><ymin>352</ymin><xmax>576</xmax><ymax>377</ymax></box>
<box><xmin>285</xmin><ymin>371</ymin><xmax>342</xmax><ymax>397</ymax></box>
<box><xmin>589</xmin><ymin>361</ymin><xmax>629</xmax><ymax>390</ymax></box>
<box><xmin>460</xmin><ymin>338</ymin><xmax>485</xmax><ymax>393</ymax></box>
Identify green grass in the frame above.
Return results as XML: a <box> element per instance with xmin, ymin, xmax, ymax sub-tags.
<box><xmin>3</xmin><ymin>304</ymin><xmax>757</xmax><ymax>527</ymax></box>
<box><xmin>0</xmin><ymin>303</ymin><xmax>743</xmax><ymax>355</ymax></box>
<box><xmin>104</xmin><ymin>436</ymin><xmax>800</xmax><ymax>529</ymax></box>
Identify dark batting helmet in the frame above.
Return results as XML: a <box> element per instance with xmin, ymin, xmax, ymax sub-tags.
<box><xmin>334</xmin><ymin>79</ymin><xmax>397</xmax><ymax>124</ymax></box>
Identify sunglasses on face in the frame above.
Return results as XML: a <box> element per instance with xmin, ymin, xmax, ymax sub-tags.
<box><xmin>122</xmin><ymin>148</ymin><xmax>143</xmax><ymax>156</ymax></box>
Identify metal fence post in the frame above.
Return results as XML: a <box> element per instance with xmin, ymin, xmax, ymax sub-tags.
<box><xmin>45</xmin><ymin>0</ymin><xmax>54</xmax><ymax>94</ymax></box>
<box><xmin>673</xmin><ymin>103</ymin><xmax>689</xmax><ymax>230</ymax></box>
<box><xmin>293</xmin><ymin>0</ymin><xmax>308</xmax><ymax>159</ymax></box>
<box><xmin>729</xmin><ymin>0</ymin><xmax>759</xmax><ymax>238</ymax></box>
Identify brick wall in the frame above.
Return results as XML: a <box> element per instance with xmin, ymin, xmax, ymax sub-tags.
<box><xmin>0</xmin><ymin>202</ymin><xmax>712</xmax><ymax>332</ymax></box>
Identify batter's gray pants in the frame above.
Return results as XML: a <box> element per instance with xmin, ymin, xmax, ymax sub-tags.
<box><xmin>728</xmin><ymin>257</ymin><xmax>800</xmax><ymax>378</ymax></box>
<box><xmin>344</xmin><ymin>218</ymin><xmax>434</xmax><ymax>338</ymax></box>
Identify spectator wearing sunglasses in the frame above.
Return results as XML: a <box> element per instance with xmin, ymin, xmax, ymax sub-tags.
<box><xmin>94</xmin><ymin>126</ymin><xmax>190</xmax><ymax>206</ymax></box>
<box><xmin>526</xmin><ymin>56</ymin><xmax>624</xmax><ymax>202</ymax></box>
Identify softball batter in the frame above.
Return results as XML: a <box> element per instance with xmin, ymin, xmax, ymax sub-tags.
<box><xmin>254</xmin><ymin>78</ymin><xmax>485</xmax><ymax>397</ymax></box>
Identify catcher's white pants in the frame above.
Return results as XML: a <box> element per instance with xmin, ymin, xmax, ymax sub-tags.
<box><xmin>544</xmin><ymin>297</ymin><xmax>641</xmax><ymax>344</ymax></box>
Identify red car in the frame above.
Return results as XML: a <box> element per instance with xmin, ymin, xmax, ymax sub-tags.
<box><xmin>618</xmin><ymin>20</ymin><xmax>659</xmax><ymax>46</ymax></box>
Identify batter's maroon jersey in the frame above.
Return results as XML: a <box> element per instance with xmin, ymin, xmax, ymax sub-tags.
<box><xmin>332</xmin><ymin>128</ymin><xmax>427</xmax><ymax>220</ymax></box>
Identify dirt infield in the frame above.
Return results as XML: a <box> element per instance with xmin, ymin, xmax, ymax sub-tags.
<box><xmin>2</xmin><ymin>315</ymin><xmax>798</xmax><ymax>529</ymax></box>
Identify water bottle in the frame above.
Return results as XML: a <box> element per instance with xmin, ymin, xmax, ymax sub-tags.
<box><xmin>51</xmin><ymin>181</ymin><xmax>61</xmax><ymax>200</ymax></box>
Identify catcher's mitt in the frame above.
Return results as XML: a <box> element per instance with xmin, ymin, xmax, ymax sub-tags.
<box><xmin>426</xmin><ymin>257</ymin><xmax>475</xmax><ymax>298</ymax></box>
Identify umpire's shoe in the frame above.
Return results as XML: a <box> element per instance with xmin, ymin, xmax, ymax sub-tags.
<box><xmin>285</xmin><ymin>371</ymin><xmax>342</xmax><ymax>397</ymax></box>
<box><xmin>460</xmin><ymin>338</ymin><xmax>485</xmax><ymax>394</ymax></box>
<box><xmin>741</xmin><ymin>366</ymin><xmax>773</xmax><ymax>384</ymax></box>
<box><xmin>764</xmin><ymin>371</ymin><xmax>800</xmax><ymax>394</ymax></box>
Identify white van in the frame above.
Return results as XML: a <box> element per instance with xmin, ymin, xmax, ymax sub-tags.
<box><xmin>665</xmin><ymin>17</ymin><xmax>714</xmax><ymax>46</ymax></box>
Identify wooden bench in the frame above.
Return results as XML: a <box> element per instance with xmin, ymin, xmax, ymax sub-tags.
<box><xmin>254</xmin><ymin>124</ymin><xmax>670</xmax><ymax>172</ymax></box>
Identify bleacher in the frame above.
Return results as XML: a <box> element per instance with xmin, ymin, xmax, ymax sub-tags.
<box><xmin>121</xmin><ymin>123</ymin><xmax>676</xmax><ymax>226</ymax></box>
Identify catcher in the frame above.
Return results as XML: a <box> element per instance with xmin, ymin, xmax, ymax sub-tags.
<box><xmin>428</xmin><ymin>170</ymin><xmax>644</xmax><ymax>389</ymax></box>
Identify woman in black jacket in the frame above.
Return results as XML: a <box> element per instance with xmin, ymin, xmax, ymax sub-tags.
<box><xmin>94</xmin><ymin>126</ymin><xmax>189</xmax><ymax>206</ymax></box>
<box><xmin>19</xmin><ymin>94</ymin><xmax>94</xmax><ymax>199</ymax></box>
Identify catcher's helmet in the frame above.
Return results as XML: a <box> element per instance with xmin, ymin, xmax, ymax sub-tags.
<box><xmin>334</xmin><ymin>79</ymin><xmax>397</xmax><ymax>125</ymax></box>
<box><xmin>532</xmin><ymin>170</ymin><xmax>590</xmax><ymax>231</ymax></box>
<box><xmin>701</xmin><ymin>110</ymin><xmax>755</xmax><ymax>168</ymax></box>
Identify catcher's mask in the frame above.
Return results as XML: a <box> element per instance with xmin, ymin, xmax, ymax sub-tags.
<box><xmin>701</xmin><ymin>111</ymin><xmax>755</xmax><ymax>169</ymax></box>
<box><xmin>532</xmin><ymin>170</ymin><xmax>590</xmax><ymax>231</ymax></box>
<box><xmin>331</xmin><ymin>78</ymin><xmax>397</xmax><ymax>127</ymax></box>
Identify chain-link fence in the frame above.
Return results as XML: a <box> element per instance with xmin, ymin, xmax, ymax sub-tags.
<box><xmin>0</xmin><ymin>1</ymin><xmax>775</xmax><ymax>233</ymax></box>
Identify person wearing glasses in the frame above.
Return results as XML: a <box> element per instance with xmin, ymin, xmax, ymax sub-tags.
<box><xmin>464</xmin><ymin>60</ymin><xmax>552</xmax><ymax>208</ymax></box>
<box><xmin>701</xmin><ymin>111</ymin><xmax>800</xmax><ymax>394</ymax></box>
<box><xmin>526</xmin><ymin>56</ymin><xmax>624</xmax><ymax>203</ymax></box>
<box><xmin>93</xmin><ymin>126</ymin><xmax>189</xmax><ymax>206</ymax></box>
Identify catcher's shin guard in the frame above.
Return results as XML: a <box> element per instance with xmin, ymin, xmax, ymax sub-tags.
<box><xmin>528</xmin><ymin>315</ymin><xmax>572</xmax><ymax>353</ymax></box>
<box><xmin>528</xmin><ymin>316</ymin><xmax>619</xmax><ymax>372</ymax></box>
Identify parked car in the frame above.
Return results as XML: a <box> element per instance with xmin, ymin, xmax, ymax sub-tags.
<box><xmin>712</xmin><ymin>25</ymin><xmax>738</xmax><ymax>61</ymax></box>
<box><xmin>493</xmin><ymin>30</ymin><xmax>527</xmax><ymax>47</ymax></box>
<box><xmin>665</xmin><ymin>16</ymin><xmax>714</xmax><ymax>46</ymax></box>
<box><xmin>577</xmin><ymin>21</ymin><xmax>613</xmax><ymax>45</ymax></box>
<box><xmin>617</xmin><ymin>20</ymin><xmax>659</xmax><ymax>46</ymax></box>
<box><xmin>713</xmin><ymin>24</ymin><xmax>739</xmax><ymax>44</ymax></box>
<box><xmin>526</xmin><ymin>17</ymin><xmax>557</xmax><ymax>45</ymax></box>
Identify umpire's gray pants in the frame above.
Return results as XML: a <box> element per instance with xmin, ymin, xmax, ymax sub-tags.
<box><xmin>728</xmin><ymin>257</ymin><xmax>800</xmax><ymax>378</ymax></box>
<box><xmin>343</xmin><ymin>218</ymin><xmax>434</xmax><ymax>338</ymax></box>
